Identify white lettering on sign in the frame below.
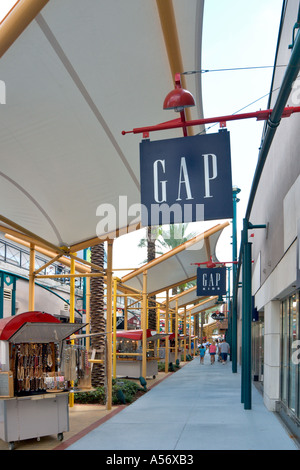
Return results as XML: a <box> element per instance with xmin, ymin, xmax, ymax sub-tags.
<box><xmin>153</xmin><ymin>154</ymin><xmax>219</xmax><ymax>204</ymax></box>
<box><xmin>176</xmin><ymin>157</ymin><xmax>194</xmax><ymax>201</ymax></box>
<box><xmin>203</xmin><ymin>153</ymin><xmax>218</xmax><ymax>198</ymax></box>
<box><xmin>153</xmin><ymin>159</ymin><xmax>167</xmax><ymax>203</ymax></box>
<box><xmin>202</xmin><ymin>272</ymin><xmax>221</xmax><ymax>290</ymax></box>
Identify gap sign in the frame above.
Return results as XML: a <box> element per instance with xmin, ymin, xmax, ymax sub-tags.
<box><xmin>140</xmin><ymin>131</ymin><xmax>233</xmax><ymax>226</ymax></box>
<box><xmin>197</xmin><ymin>267</ymin><xmax>227</xmax><ymax>296</ymax></box>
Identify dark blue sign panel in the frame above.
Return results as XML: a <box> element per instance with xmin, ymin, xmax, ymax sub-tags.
<box><xmin>140</xmin><ymin>131</ymin><xmax>233</xmax><ymax>226</ymax></box>
<box><xmin>197</xmin><ymin>267</ymin><xmax>227</xmax><ymax>296</ymax></box>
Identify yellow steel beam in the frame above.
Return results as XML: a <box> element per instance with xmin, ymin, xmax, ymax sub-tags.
<box><xmin>28</xmin><ymin>243</ymin><xmax>35</xmax><ymax>310</ymax></box>
<box><xmin>0</xmin><ymin>0</ymin><xmax>49</xmax><ymax>58</ymax></box>
<box><xmin>69</xmin><ymin>256</ymin><xmax>75</xmax><ymax>408</ymax></box>
<box><xmin>34</xmin><ymin>254</ymin><xmax>63</xmax><ymax>275</ymax></box>
<box><xmin>106</xmin><ymin>240</ymin><xmax>113</xmax><ymax>410</ymax></box>
<box><xmin>155</xmin><ymin>0</ymin><xmax>193</xmax><ymax>136</ymax></box>
<box><xmin>142</xmin><ymin>271</ymin><xmax>147</xmax><ymax>379</ymax></box>
<box><xmin>4</xmin><ymin>234</ymin><xmax>90</xmax><ymax>273</ymax></box>
<box><xmin>112</xmin><ymin>278</ymin><xmax>117</xmax><ymax>379</ymax></box>
<box><xmin>121</xmin><ymin>223</ymin><xmax>229</xmax><ymax>285</ymax></box>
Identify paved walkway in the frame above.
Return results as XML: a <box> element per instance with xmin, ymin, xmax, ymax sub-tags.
<box><xmin>66</xmin><ymin>354</ymin><xmax>299</xmax><ymax>451</ymax></box>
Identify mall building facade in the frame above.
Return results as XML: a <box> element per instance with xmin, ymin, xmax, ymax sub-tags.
<box><xmin>245</xmin><ymin>0</ymin><xmax>300</xmax><ymax>435</ymax></box>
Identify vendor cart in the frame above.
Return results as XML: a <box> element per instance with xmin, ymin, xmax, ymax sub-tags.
<box><xmin>115</xmin><ymin>329</ymin><xmax>163</xmax><ymax>379</ymax></box>
<box><xmin>0</xmin><ymin>311</ymin><xmax>85</xmax><ymax>450</ymax></box>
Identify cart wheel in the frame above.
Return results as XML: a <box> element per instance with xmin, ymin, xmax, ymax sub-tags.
<box><xmin>57</xmin><ymin>433</ymin><xmax>64</xmax><ymax>441</ymax></box>
<box><xmin>8</xmin><ymin>442</ymin><xmax>15</xmax><ymax>451</ymax></box>
<box><xmin>153</xmin><ymin>375</ymin><xmax>156</xmax><ymax>379</ymax></box>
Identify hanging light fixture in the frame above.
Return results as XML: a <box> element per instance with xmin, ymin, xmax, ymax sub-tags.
<box><xmin>163</xmin><ymin>72</ymin><xmax>195</xmax><ymax>113</ymax></box>
<box><xmin>163</xmin><ymin>87</ymin><xmax>195</xmax><ymax>112</ymax></box>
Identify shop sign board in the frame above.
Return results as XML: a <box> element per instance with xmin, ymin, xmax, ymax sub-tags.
<box><xmin>211</xmin><ymin>312</ymin><xmax>225</xmax><ymax>320</ymax></box>
<box><xmin>197</xmin><ymin>266</ymin><xmax>227</xmax><ymax>296</ymax></box>
<box><xmin>140</xmin><ymin>131</ymin><xmax>233</xmax><ymax>226</ymax></box>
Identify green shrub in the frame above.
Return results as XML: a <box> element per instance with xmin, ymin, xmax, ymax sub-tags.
<box><xmin>74</xmin><ymin>378</ymin><xmax>143</xmax><ymax>405</ymax></box>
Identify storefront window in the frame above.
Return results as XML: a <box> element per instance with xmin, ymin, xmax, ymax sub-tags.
<box><xmin>288</xmin><ymin>294</ymin><xmax>298</xmax><ymax>413</ymax></box>
<box><xmin>281</xmin><ymin>299</ymin><xmax>289</xmax><ymax>404</ymax></box>
<box><xmin>281</xmin><ymin>293</ymin><xmax>300</xmax><ymax>418</ymax></box>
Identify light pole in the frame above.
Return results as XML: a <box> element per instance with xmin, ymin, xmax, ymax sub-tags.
<box><xmin>231</xmin><ymin>186</ymin><xmax>240</xmax><ymax>373</ymax></box>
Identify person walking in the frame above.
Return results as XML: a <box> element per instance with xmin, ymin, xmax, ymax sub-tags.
<box><xmin>209</xmin><ymin>341</ymin><xmax>217</xmax><ymax>364</ymax></box>
<box><xmin>199</xmin><ymin>344</ymin><xmax>206</xmax><ymax>364</ymax></box>
<box><xmin>215</xmin><ymin>339</ymin><xmax>221</xmax><ymax>362</ymax></box>
<box><xmin>219</xmin><ymin>338</ymin><xmax>230</xmax><ymax>363</ymax></box>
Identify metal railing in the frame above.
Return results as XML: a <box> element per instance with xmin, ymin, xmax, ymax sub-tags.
<box><xmin>0</xmin><ymin>239</ymin><xmax>83</xmax><ymax>289</ymax></box>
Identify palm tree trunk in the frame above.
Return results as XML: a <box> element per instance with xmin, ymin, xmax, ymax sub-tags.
<box><xmin>90</xmin><ymin>243</ymin><xmax>106</xmax><ymax>387</ymax></box>
<box><xmin>147</xmin><ymin>226</ymin><xmax>156</xmax><ymax>330</ymax></box>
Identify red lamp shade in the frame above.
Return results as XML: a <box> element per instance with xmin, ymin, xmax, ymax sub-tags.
<box><xmin>163</xmin><ymin>87</ymin><xmax>195</xmax><ymax>112</ymax></box>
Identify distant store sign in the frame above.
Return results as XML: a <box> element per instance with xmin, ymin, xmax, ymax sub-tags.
<box><xmin>197</xmin><ymin>267</ymin><xmax>227</xmax><ymax>296</ymax></box>
<box><xmin>140</xmin><ymin>131</ymin><xmax>233</xmax><ymax>226</ymax></box>
<box><xmin>211</xmin><ymin>311</ymin><xmax>225</xmax><ymax>320</ymax></box>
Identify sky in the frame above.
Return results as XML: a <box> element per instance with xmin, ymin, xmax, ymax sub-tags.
<box><xmin>0</xmin><ymin>0</ymin><xmax>283</xmax><ymax>276</ymax></box>
<box><xmin>115</xmin><ymin>0</ymin><xmax>283</xmax><ymax>274</ymax></box>
<box><xmin>0</xmin><ymin>0</ymin><xmax>16</xmax><ymax>21</ymax></box>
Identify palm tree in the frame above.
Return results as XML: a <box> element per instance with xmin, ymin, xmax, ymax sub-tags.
<box><xmin>90</xmin><ymin>243</ymin><xmax>106</xmax><ymax>387</ymax></box>
<box><xmin>158</xmin><ymin>224</ymin><xmax>197</xmax><ymax>334</ymax></box>
<box><xmin>138</xmin><ymin>224</ymin><xmax>197</xmax><ymax>331</ymax></box>
<box><xmin>137</xmin><ymin>226</ymin><xmax>159</xmax><ymax>329</ymax></box>
<box><xmin>157</xmin><ymin>223</ymin><xmax>197</xmax><ymax>294</ymax></box>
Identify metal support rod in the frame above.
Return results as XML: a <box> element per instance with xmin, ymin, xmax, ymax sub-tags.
<box><xmin>122</xmin><ymin>106</ymin><xmax>300</xmax><ymax>136</ymax></box>
<box><xmin>28</xmin><ymin>243</ymin><xmax>35</xmax><ymax>311</ymax></box>
<box><xmin>165</xmin><ymin>290</ymin><xmax>169</xmax><ymax>374</ymax></box>
<box><xmin>232</xmin><ymin>188</ymin><xmax>240</xmax><ymax>373</ymax></box>
<box><xmin>106</xmin><ymin>240</ymin><xmax>113</xmax><ymax>411</ymax></box>
<box><xmin>69</xmin><ymin>256</ymin><xmax>75</xmax><ymax>408</ymax></box>
<box><xmin>175</xmin><ymin>299</ymin><xmax>179</xmax><ymax>363</ymax></box>
<box><xmin>240</xmin><ymin>220</ymin><xmax>253</xmax><ymax>409</ymax></box>
<box><xmin>113</xmin><ymin>278</ymin><xmax>118</xmax><ymax>379</ymax></box>
<box><xmin>142</xmin><ymin>271</ymin><xmax>147</xmax><ymax>379</ymax></box>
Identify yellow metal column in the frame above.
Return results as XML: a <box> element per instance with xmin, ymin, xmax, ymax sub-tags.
<box><xmin>69</xmin><ymin>256</ymin><xmax>75</xmax><ymax>407</ymax></box>
<box><xmin>183</xmin><ymin>307</ymin><xmax>187</xmax><ymax>362</ymax></box>
<box><xmin>85</xmin><ymin>277</ymin><xmax>91</xmax><ymax>351</ymax></box>
<box><xmin>28</xmin><ymin>243</ymin><xmax>35</xmax><ymax>310</ymax></box>
<box><xmin>124</xmin><ymin>296</ymin><xmax>128</xmax><ymax>330</ymax></box>
<box><xmin>175</xmin><ymin>299</ymin><xmax>178</xmax><ymax>363</ymax></box>
<box><xmin>165</xmin><ymin>291</ymin><xmax>169</xmax><ymax>374</ymax></box>
<box><xmin>189</xmin><ymin>315</ymin><xmax>192</xmax><ymax>356</ymax></box>
<box><xmin>156</xmin><ymin>306</ymin><xmax>160</xmax><ymax>357</ymax></box>
<box><xmin>112</xmin><ymin>278</ymin><xmax>117</xmax><ymax>379</ymax></box>
<box><xmin>106</xmin><ymin>240</ymin><xmax>113</xmax><ymax>410</ymax></box>
<box><xmin>142</xmin><ymin>271</ymin><xmax>147</xmax><ymax>379</ymax></box>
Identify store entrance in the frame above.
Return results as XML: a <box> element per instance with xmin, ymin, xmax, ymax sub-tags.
<box><xmin>252</xmin><ymin>312</ymin><xmax>264</xmax><ymax>388</ymax></box>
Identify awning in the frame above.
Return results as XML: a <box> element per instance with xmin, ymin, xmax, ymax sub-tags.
<box><xmin>121</xmin><ymin>222</ymin><xmax>228</xmax><ymax>295</ymax></box>
<box><xmin>116</xmin><ymin>329</ymin><xmax>166</xmax><ymax>342</ymax></box>
<box><xmin>0</xmin><ymin>310</ymin><xmax>85</xmax><ymax>342</ymax></box>
<box><xmin>0</xmin><ymin>0</ymin><xmax>205</xmax><ymax>252</ymax></box>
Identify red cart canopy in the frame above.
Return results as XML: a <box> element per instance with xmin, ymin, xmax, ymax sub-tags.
<box><xmin>0</xmin><ymin>311</ymin><xmax>85</xmax><ymax>343</ymax></box>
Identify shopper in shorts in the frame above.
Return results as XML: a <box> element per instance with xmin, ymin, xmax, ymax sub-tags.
<box><xmin>219</xmin><ymin>339</ymin><xmax>230</xmax><ymax>363</ymax></box>
<box><xmin>209</xmin><ymin>342</ymin><xmax>217</xmax><ymax>364</ymax></box>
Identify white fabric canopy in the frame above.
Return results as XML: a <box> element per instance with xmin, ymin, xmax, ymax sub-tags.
<box><xmin>185</xmin><ymin>296</ymin><xmax>218</xmax><ymax>317</ymax></box>
<box><xmin>121</xmin><ymin>222</ymin><xmax>228</xmax><ymax>295</ymax></box>
<box><xmin>0</xmin><ymin>0</ymin><xmax>205</xmax><ymax>251</ymax></box>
